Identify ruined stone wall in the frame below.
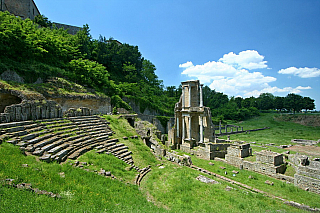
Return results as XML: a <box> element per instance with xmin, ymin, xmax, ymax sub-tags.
<box><xmin>4</xmin><ymin>0</ymin><xmax>40</xmax><ymax>20</ymax></box>
<box><xmin>53</xmin><ymin>22</ymin><xmax>81</xmax><ymax>35</ymax></box>
<box><xmin>50</xmin><ymin>97</ymin><xmax>112</xmax><ymax>115</ymax></box>
<box><xmin>63</xmin><ymin>107</ymin><xmax>92</xmax><ymax>117</ymax></box>
<box><xmin>0</xmin><ymin>100</ymin><xmax>62</xmax><ymax>123</ymax></box>
<box><xmin>294</xmin><ymin>174</ymin><xmax>320</xmax><ymax>194</ymax></box>
<box><xmin>165</xmin><ymin>151</ymin><xmax>192</xmax><ymax>166</ymax></box>
<box><xmin>226</xmin><ymin>144</ymin><xmax>251</xmax><ymax>158</ymax></box>
<box><xmin>226</xmin><ymin>157</ymin><xmax>286</xmax><ymax>175</ymax></box>
<box><xmin>256</xmin><ymin>150</ymin><xmax>284</xmax><ymax>166</ymax></box>
<box><xmin>289</xmin><ymin>154</ymin><xmax>320</xmax><ymax>193</ymax></box>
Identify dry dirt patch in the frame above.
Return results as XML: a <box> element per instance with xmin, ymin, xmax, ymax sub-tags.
<box><xmin>286</xmin><ymin>145</ymin><xmax>320</xmax><ymax>157</ymax></box>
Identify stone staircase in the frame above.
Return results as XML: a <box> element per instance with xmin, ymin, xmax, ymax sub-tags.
<box><xmin>0</xmin><ymin>116</ymin><xmax>133</xmax><ymax>164</ymax></box>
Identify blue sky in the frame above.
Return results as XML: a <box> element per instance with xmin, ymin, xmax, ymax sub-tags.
<box><xmin>35</xmin><ymin>0</ymin><xmax>320</xmax><ymax>109</ymax></box>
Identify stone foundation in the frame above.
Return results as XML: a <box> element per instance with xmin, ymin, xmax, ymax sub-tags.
<box><xmin>294</xmin><ymin>174</ymin><xmax>320</xmax><ymax>194</ymax></box>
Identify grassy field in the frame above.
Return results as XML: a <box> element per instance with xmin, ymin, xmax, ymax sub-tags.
<box><xmin>223</xmin><ymin>113</ymin><xmax>320</xmax><ymax>146</ymax></box>
<box><xmin>1</xmin><ymin>114</ymin><xmax>320</xmax><ymax>212</ymax></box>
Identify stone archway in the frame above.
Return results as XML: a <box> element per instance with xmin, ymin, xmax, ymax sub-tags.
<box><xmin>0</xmin><ymin>93</ymin><xmax>22</xmax><ymax>113</ymax></box>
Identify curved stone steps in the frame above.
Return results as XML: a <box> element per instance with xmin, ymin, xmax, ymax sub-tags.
<box><xmin>33</xmin><ymin>136</ymin><xmax>60</xmax><ymax>150</ymax></box>
<box><xmin>1</xmin><ymin>116</ymin><xmax>136</xmax><ymax>166</ymax></box>
<box><xmin>32</xmin><ymin>139</ymin><xmax>66</xmax><ymax>155</ymax></box>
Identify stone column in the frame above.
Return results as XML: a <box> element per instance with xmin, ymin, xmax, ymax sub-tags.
<box><xmin>188</xmin><ymin>115</ymin><xmax>192</xmax><ymax>139</ymax></box>
<box><xmin>182</xmin><ymin>86</ymin><xmax>185</xmax><ymax>108</ymax></box>
<box><xmin>200</xmin><ymin>84</ymin><xmax>203</xmax><ymax>107</ymax></box>
<box><xmin>182</xmin><ymin>116</ymin><xmax>185</xmax><ymax>140</ymax></box>
<box><xmin>176</xmin><ymin>117</ymin><xmax>179</xmax><ymax>137</ymax></box>
<box><xmin>200</xmin><ymin>116</ymin><xmax>203</xmax><ymax>143</ymax></box>
<box><xmin>219</xmin><ymin>120</ymin><xmax>222</xmax><ymax>134</ymax></box>
<box><xmin>241</xmin><ymin>127</ymin><xmax>243</xmax><ymax>131</ymax></box>
<box><xmin>225</xmin><ymin>125</ymin><xmax>228</xmax><ymax>133</ymax></box>
<box><xmin>189</xmin><ymin>85</ymin><xmax>191</xmax><ymax>107</ymax></box>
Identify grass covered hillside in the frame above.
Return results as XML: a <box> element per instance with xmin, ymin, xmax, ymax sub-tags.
<box><xmin>1</xmin><ymin>115</ymin><xmax>320</xmax><ymax>212</ymax></box>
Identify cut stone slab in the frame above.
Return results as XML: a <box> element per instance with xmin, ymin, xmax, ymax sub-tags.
<box><xmin>196</xmin><ymin>175</ymin><xmax>220</xmax><ymax>184</ymax></box>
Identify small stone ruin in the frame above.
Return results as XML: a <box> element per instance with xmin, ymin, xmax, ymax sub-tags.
<box><xmin>290</xmin><ymin>154</ymin><xmax>320</xmax><ymax>194</ymax></box>
<box><xmin>225</xmin><ymin>145</ymin><xmax>286</xmax><ymax>175</ymax></box>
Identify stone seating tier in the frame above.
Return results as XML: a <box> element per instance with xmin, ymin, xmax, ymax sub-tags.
<box><xmin>0</xmin><ymin>120</ymin><xmax>35</xmax><ymax>129</ymax></box>
<box><xmin>1</xmin><ymin>116</ymin><xmax>134</xmax><ymax>164</ymax></box>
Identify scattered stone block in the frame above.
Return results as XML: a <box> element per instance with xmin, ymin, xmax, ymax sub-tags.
<box><xmin>208</xmin><ymin>162</ymin><xmax>214</xmax><ymax>166</ymax></box>
<box><xmin>196</xmin><ymin>175</ymin><xmax>220</xmax><ymax>184</ymax></box>
<box><xmin>225</xmin><ymin>186</ymin><xmax>233</xmax><ymax>191</ymax></box>
<box><xmin>265</xmin><ymin>180</ymin><xmax>274</xmax><ymax>186</ymax></box>
<box><xmin>232</xmin><ymin>170</ymin><xmax>239</xmax><ymax>174</ymax></box>
<box><xmin>219</xmin><ymin>167</ymin><xmax>226</xmax><ymax>170</ymax></box>
<box><xmin>59</xmin><ymin>172</ymin><xmax>65</xmax><ymax>178</ymax></box>
<box><xmin>21</xmin><ymin>164</ymin><xmax>28</xmax><ymax>168</ymax></box>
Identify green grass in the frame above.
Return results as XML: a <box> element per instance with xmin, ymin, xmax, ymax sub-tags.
<box><xmin>189</xmin><ymin>156</ymin><xmax>320</xmax><ymax>208</ymax></box>
<box><xmin>223</xmin><ymin>113</ymin><xmax>320</xmax><ymax>146</ymax></box>
<box><xmin>0</xmin><ymin>143</ymin><xmax>165</xmax><ymax>212</ymax></box>
<box><xmin>141</xmin><ymin>161</ymin><xmax>305</xmax><ymax>213</ymax></box>
<box><xmin>74</xmin><ymin>150</ymin><xmax>138</xmax><ymax>184</ymax></box>
<box><xmin>102</xmin><ymin>115</ymin><xmax>160</xmax><ymax>169</ymax></box>
<box><xmin>1</xmin><ymin>113</ymin><xmax>320</xmax><ymax>212</ymax></box>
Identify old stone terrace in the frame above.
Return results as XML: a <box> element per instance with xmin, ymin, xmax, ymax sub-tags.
<box><xmin>0</xmin><ymin>115</ymin><xmax>134</xmax><ymax>165</ymax></box>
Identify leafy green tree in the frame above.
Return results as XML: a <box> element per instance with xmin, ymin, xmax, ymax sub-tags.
<box><xmin>34</xmin><ymin>14</ymin><xmax>52</xmax><ymax>28</ymax></box>
<box><xmin>284</xmin><ymin>93</ymin><xmax>304</xmax><ymax>113</ymax></box>
<box><xmin>258</xmin><ymin>93</ymin><xmax>274</xmax><ymax>110</ymax></box>
<box><xmin>75</xmin><ymin>24</ymin><xmax>92</xmax><ymax>59</ymax></box>
<box><xmin>274</xmin><ymin>96</ymin><xmax>285</xmax><ymax>112</ymax></box>
<box><xmin>235</xmin><ymin>97</ymin><xmax>243</xmax><ymax>108</ymax></box>
<box><xmin>68</xmin><ymin>58</ymin><xmax>109</xmax><ymax>89</ymax></box>
<box><xmin>303</xmin><ymin>97</ymin><xmax>315</xmax><ymax>112</ymax></box>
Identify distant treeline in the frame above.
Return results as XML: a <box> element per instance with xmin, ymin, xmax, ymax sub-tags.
<box><xmin>202</xmin><ymin>86</ymin><xmax>315</xmax><ymax>122</ymax></box>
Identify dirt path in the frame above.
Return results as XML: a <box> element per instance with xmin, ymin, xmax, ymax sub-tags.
<box><xmin>286</xmin><ymin>145</ymin><xmax>320</xmax><ymax>157</ymax></box>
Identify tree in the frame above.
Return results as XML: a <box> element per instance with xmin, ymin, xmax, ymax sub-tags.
<box><xmin>75</xmin><ymin>24</ymin><xmax>92</xmax><ymax>59</ymax></box>
<box><xmin>303</xmin><ymin>97</ymin><xmax>315</xmax><ymax>112</ymax></box>
<box><xmin>258</xmin><ymin>93</ymin><xmax>274</xmax><ymax>110</ymax></box>
<box><xmin>235</xmin><ymin>97</ymin><xmax>243</xmax><ymax>109</ymax></box>
<box><xmin>284</xmin><ymin>93</ymin><xmax>304</xmax><ymax>113</ymax></box>
<box><xmin>34</xmin><ymin>14</ymin><xmax>52</xmax><ymax>28</ymax></box>
<box><xmin>274</xmin><ymin>96</ymin><xmax>285</xmax><ymax>112</ymax></box>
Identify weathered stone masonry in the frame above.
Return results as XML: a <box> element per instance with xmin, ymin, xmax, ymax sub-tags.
<box><xmin>168</xmin><ymin>80</ymin><xmax>215</xmax><ymax>152</ymax></box>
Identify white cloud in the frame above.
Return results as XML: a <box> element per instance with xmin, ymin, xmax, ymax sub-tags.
<box><xmin>278</xmin><ymin>67</ymin><xmax>320</xmax><ymax>78</ymax></box>
<box><xmin>244</xmin><ymin>86</ymin><xmax>312</xmax><ymax>98</ymax></box>
<box><xmin>179</xmin><ymin>50</ymin><xmax>313</xmax><ymax>98</ymax></box>
<box><xmin>179</xmin><ymin>61</ymin><xmax>193</xmax><ymax>68</ymax></box>
<box><xmin>180</xmin><ymin>61</ymin><xmax>239</xmax><ymax>83</ymax></box>
<box><xmin>218</xmin><ymin>50</ymin><xmax>268</xmax><ymax>70</ymax></box>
